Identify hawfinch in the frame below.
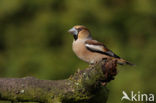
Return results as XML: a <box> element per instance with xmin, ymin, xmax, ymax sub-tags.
<box><xmin>68</xmin><ymin>25</ymin><xmax>133</xmax><ymax>65</ymax></box>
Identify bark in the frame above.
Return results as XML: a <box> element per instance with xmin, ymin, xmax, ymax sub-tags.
<box><xmin>0</xmin><ymin>59</ymin><xmax>117</xmax><ymax>103</ymax></box>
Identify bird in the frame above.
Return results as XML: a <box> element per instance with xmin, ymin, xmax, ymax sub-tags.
<box><xmin>68</xmin><ymin>25</ymin><xmax>133</xmax><ymax>65</ymax></box>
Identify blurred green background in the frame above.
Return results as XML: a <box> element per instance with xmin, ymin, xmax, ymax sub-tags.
<box><xmin>0</xmin><ymin>0</ymin><xmax>155</xmax><ymax>103</ymax></box>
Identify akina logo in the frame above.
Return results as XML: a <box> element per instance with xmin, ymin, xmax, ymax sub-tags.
<box><xmin>121</xmin><ymin>91</ymin><xmax>155</xmax><ymax>102</ymax></box>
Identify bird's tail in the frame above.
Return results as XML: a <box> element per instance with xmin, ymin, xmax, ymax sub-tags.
<box><xmin>117</xmin><ymin>58</ymin><xmax>134</xmax><ymax>66</ymax></box>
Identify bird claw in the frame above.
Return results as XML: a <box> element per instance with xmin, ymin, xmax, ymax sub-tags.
<box><xmin>89</xmin><ymin>63</ymin><xmax>94</xmax><ymax>68</ymax></box>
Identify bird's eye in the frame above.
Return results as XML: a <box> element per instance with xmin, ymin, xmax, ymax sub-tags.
<box><xmin>77</xmin><ymin>28</ymin><xmax>83</xmax><ymax>32</ymax></box>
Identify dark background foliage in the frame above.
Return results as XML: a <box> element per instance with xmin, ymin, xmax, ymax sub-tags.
<box><xmin>0</xmin><ymin>0</ymin><xmax>155</xmax><ymax>103</ymax></box>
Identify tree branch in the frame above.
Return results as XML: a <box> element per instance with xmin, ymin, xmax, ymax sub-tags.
<box><xmin>0</xmin><ymin>59</ymin><xmax>117</xmax><ymax>103</ymax></box>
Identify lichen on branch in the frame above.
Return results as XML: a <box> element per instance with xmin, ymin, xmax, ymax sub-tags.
<box><xmin>0</xmin><ymin>58</ymin><xmax>117</xmax><ymax>103</ymax></box>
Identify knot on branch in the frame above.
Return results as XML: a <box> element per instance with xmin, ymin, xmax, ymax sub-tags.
<box><xmin>101</xmin><ymin>58</ymin><xmax>117</xmax><ymax>83</ymax></box>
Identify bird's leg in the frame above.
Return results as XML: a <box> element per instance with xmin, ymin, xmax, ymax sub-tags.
<box><xmin>89</xmin><ymin>63</ymin><xmax>94</xmax><ymax>68</ymax></box>
<box><xmin>89</xmin><ymin>60</ymin><xmax>101</xmax><ymax>68</ymax></box>
<box><xmin>88</xmin><ymin>60</ymin><xmax>96</xmax><ymax>68</ymax></box>
<box><xmin>95</xmin><ymin>58</ymin><xmax>108</xmax><ymax>66</ymax></box>
<box><xmin>89</xmin><ymin>58</ymin><xmax>108</xmax><ymax>68</ymax></box>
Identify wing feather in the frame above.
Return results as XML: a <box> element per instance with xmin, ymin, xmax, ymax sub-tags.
<box><xmin>85</xmin><ymin>40</ymin><xmax>120</xmax><ymax>58</ymax></box>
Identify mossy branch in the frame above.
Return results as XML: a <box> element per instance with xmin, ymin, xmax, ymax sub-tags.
<box><xmin>0</xmin><ymin>59</ymin><xmax>117</xmax><ymax>103</ymax></box>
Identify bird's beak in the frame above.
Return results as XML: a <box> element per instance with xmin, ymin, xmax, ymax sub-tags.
<box><xmin>68</xmin><ymin>27</ymin><xmax>78</xmax><ymax>35</ymax></box>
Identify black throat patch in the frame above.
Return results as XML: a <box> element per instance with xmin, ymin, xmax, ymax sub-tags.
<box><xmin>73</xmin><ymin>35</ymin><xmax>78</xmax><ymax>40</ymax></box>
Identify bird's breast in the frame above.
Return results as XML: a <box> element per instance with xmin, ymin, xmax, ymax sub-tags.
<box><xmin>72</xmin><ymin>40</ymin><xmax>105</xmax><ymax>63</ymax></box>
<box><xmin>72</xmin><ymin>40</ymin><xmax>90</xmax><ymax>62</ymax></box>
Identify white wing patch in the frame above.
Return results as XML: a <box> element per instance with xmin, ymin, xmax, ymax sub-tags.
<box><xmin>85</xmin><ymin>44</ymin><xmax>104</xmax><ymax>51</ymax></box>
<box><xmin>85</xmin><ymin>42</ymin><xmax>121</xmax><ymax>58</ymax></box>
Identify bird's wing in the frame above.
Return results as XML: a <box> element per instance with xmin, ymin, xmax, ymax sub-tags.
<box><xmin>85</xmin><ymin>40</ymin><xmax>120</xmax><ymax>58</ymax></box>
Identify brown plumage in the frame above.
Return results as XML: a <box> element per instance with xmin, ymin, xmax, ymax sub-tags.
<box><xmin>68</xmin><ymin>25</ymin><xmax>133</xmax><ymax>65</ymax></box>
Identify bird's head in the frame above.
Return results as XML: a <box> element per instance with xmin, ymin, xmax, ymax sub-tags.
<box><xmin>68</xmin><ymin>25</ymin><xmax>92</xmax><ymax>40</ymax></box>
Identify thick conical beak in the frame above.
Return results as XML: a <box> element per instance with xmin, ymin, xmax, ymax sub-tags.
<box><xmin>68</xmin><ymin>27</ymin><xmax>78</xmax><ymax>35</ymax></box>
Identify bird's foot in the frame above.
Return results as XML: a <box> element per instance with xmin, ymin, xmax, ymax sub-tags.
<box><xmin>89</xmin><ymin>63</ymin><xmax>94</xmax><ymax>68</ymax></box>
